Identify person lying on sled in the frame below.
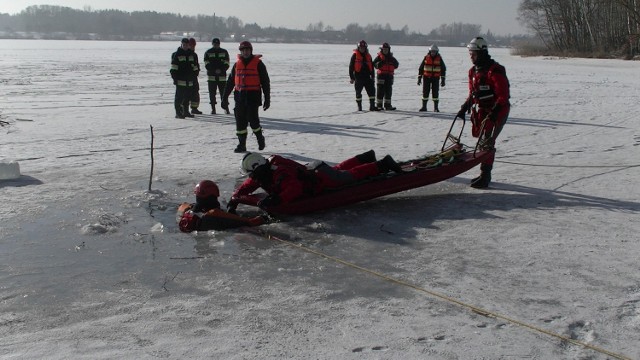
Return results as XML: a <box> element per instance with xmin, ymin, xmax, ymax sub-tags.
<box><xmin>177</xmin><ymin>180</ymin><xmax>266</xmax><ymax>232</ymax></box>
<box><xmin>228</xmin><ymin>150</ymin><xmax>403</xmax><ymax>211</ymax></box>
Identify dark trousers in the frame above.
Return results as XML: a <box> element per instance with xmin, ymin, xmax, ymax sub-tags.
<box><xmin>190</xmin><ymin>79</ymin><xmax>200</xmax><ymax>108</ymax></box>
<box><xmin>354</xmin><ymin>78</ymin><xmax>376</xmax><ymax>101</ymax></box>
<box><xmin>234</xmin><ymin>105</ymin><xmax>261</xmax><ymax>134</ymax></box>
<box><xmin>376</xmin><ymin>75</ymin><xmax>394</xmax><ymax>103</ymax></box>
<box><xmin>207</xmin><ymin>81</ymin><xmax>226</xmax><ymax>105</ymax></box>
<box><xmin>421</xmin><ymin>77</ymin><xmax>440</xmax><ymax>101</ymax></box>
<box><xmin>175</xmin><ymin>86</ymin><xmax>192</xmax><ymax>115</ymax></box>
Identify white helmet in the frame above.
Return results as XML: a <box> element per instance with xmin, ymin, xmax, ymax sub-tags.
<box><xmin>241</xmin><ymin>152</ymin><xmax>268</xmax><ymax>174</ymax></box>
<box><xmin>429</xmin><ymin>44</ymin><xmax>439</xmax><ymax>52</ymax></box>
<box><xmin>467</xmin><ymin>37</ymin><xmax>488</xmax><ymax>51</ymax></box>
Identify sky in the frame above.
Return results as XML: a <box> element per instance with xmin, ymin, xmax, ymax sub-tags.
<box><xmin>0</xmin><ymin>0</ymin><xmax>528</xmax><ymax>36</ymax></box>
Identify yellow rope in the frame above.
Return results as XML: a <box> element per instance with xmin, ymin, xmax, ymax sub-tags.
<box><xmin>253</xmin><ymin>229</ymin><xmax>632</xmax><ymax>360</ymax></box>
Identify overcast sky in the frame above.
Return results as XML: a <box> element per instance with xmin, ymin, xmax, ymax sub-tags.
<box><xmin>0</xmin><ymin>1</ymin><xmax>527</xmax><ymax>36</ymax></box>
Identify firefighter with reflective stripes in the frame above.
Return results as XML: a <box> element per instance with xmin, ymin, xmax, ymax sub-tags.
<box><xmin>170</xmin><ymin>38</ymin><xmax>197</xmax><ymax>118</ymax></box>
<box><xmin>221</xmin><ymin>41</ymin><xmax>270</xmax><ymax>153</ymax></box>
<box><xmin>203</xmin><ymin>38</ymin><xmax>230</xmax><ymax>114</ymax></box>
<box><xmin>417</xmin><ymin>44</ymin><xmax>447</xmax><ymax>112</ymax></box>
<box><xmin>373</xmin><ymin>42</ymin><xmax>399</xmax><ymax>110</ymax></box>
<box><xmin>349</xmin><ymin>40</ymin><xmax>378</xmax><ymax>111</ymax></box>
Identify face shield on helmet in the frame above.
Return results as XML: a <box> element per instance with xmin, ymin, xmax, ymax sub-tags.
<box><xmin>467</xmin><ymin>37</ymin><xmax>488</xmax><ymax>51</ymax></box>
<box><xmin>429</xmin><ymin>44</ymin><xmax>439</xmax><ymax>53</ymax></box>
<box><xmin>241</xmin><ymin>152</ymin><xmax>268</xmax><ymax>175</ymax></box>
<box><xmin>194</xmin><ymin>180</ymin><xmax>220</xmax><ymax>198</ymax></box>
<box><xmin>357</xmin><ymin>40</ymin><xmax>368</xmax><ymax>49</ymax></box>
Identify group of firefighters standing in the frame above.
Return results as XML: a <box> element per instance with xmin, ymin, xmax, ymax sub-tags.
<box><xmin>348</xmin><ymin>40</ymin><xmax>446</xmax><ymax>113</ymax></box>
<box><xmin>170</xmin><ymin>36</ymin><xmax>510</xmax><ymax>190</ymax></box>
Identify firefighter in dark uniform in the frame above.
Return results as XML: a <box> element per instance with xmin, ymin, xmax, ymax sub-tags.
<box><xmin>372</xmin><ymin>42</ymin><xmax>399</xmax><ymax>110</ymax></box>
<box><xmin>418</xmin><ymin>44</ymin><xmax>447</xmax><ymax>112</ymax></box>
<box><xmin>349</xmin><ymin>40</ymin><xmax>378</xmax><ymax>111</ymax></box>
<box><xmin>221</xmin><ymin>41</ymin><xmax>270</xmax><ymax>153</ymax></box>
<box><xmin>170</xmin><ymin>38</ymin><xmax>197</xmax><ymax>118</ymax></box>
<box><xmin>203</xmin><ymin>38</ymin><xmax>230</xmax><ymax>114</ymax></box>
<box><xmin>187</xmin><ymin>38</ymin><xmax>203</xmax><ymax>115</ymax></box>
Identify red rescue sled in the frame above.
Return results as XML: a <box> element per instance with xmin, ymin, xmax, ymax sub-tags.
<box><xmin>233</xmin><ymin>116</ymin><xmax>494</xmax><ymax>215</ymax></box>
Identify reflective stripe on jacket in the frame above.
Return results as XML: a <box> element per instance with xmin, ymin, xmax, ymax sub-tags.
<box><xmin>423</xmin><ymin>54</ymin><xmax>443</xmax><ymax>78</ymax></box>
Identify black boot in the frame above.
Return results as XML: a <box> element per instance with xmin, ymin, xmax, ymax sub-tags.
<box><xmin>175</xmin><ymin>110</ymin><xmax>185</xmax><ymax>119</ymax></box>
<box><xmin>470</xmin><ymin>164</ymin><xmax>492</xmax><ymax>188</ymax></box>
<box><xmin>376</xmin><ymin>155</ymin><xmax>403</xmax><ymax>174</ymax></box>
<box><xmin>234</xmin><ymin>134</ymin><xmax>247</xmax><ymax>153</ymax></box>
<box><xmin>384</xmin><ymin>102</ymin><xmax>396</xmax><ymax>111</ymax></box>
<box><xmin>355</xmin><ymin>149</ymin><xmax>377</xmax><ymax>163</ymax></box>
<box><xmin>211</xmin><ymin>105</ymin><xmax>216</xmax><ymax>115</ymax></box>
<box><xmin>369</xmin><ymin>100</ymin><xmax>379</xmax><ymax>111</ymax></box>
<box><xmin>255</xmin><ymin>131</ymin><xmax>266</xmax><ymax>151</ymax></box>
<box><xmin>357</xmin><ymin>100</ymin><xmax>363</xmax><ymax>111</ymax></box>
<box><xmin>419</xmin><ymin>100</ymin><xmax>427</xmax><ymax>112</ymax></box>
<box><xmin>433</xmin><ymin>101</ymin><xmax>440</xmax><ymax>112</ymax></box>
<box><xmin>191</xmin><ymin>108</ymin><xmax>203</xmax><ymax>115</ymax></box>
<box><xmin>376</xmin><ymin>101</ymin><xmax>384</xmax><ymax>110</ymax></box>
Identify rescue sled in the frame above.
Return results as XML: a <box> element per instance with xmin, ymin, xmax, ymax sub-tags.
<box><xmin>234</xmin><ymin>116</ymin><xmax>494</xmax><ymax>215</ymax></box>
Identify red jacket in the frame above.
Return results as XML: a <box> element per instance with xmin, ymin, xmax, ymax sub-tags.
<box><xmin>467</xmin><ymin>60</ymin><xmax>510</xmax><ymax>137</ymax></box>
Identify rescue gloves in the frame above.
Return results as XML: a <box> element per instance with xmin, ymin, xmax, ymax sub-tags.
<box><xmin>417</xmin><ymin>76</ymin><xmax>422</xmax><ymax>86</ymax></box>
<box><xmin>440</xmin><ymin>77</ymin><xmax>445</xmax><ymax>87</ymax></box>
<box><xmin>258</xmin><ymin>194</ymin><xmax>281</xmax><ymax>209</ymax></box>
<box><xmin>221</xmin><ymin>98</ymin><xmax>229</xmax><ymax>111</ymax></box>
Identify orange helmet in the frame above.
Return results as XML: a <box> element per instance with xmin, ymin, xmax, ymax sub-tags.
<box><xmin>194</xmin><ymin>180</ymin><xmax>219</xmax><ymax>198</ymax></box>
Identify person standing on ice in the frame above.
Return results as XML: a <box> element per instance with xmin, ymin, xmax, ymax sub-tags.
<box><xmin>372</xmin><ymin>42</ymin><xmax>399</xmax><ymax>110</ymax></box>
<box><xmin>221</xmin><ymin>41</ymin><xmax>270</xmax><ymax>153</ymax></box>
<box><xmin>349</xmin><ymin>40</ymin><xmax>378</xmax><ymax>111</ymax></box>
<box><xmin>177</xmin><ymin>180</ymin><xmax>266</xmax><ymax>232</ymax></box>
<box><xmin>187</xmin><ymin>38</ymin><xmax>203</xmax><ymax>115</ymax></box>
<box><xmin>170</xmin><ymin>38</ymin><xmax>197</xmax><ymax>118</ymax></box>
<box><xmin>417</xmin><ymin>44</ymin><xmax>446</xmax><ymax>112</ymax></box>
<box><xmin>457</xmin><ymin>37</ymin><xmax>510</xmax><ymax>189</ymax></box>
<box><xmin>203</xmin><ymin>37</ymin><xmax>230</xmax><ymax>115</ymax></box>
<box><xmin>227</xmin><ymin>151</ymin><xmax>404</xmax><ymax>211</ymax></box>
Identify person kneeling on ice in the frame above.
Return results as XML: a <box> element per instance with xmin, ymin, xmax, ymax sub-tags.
<box><xmin>228</xmin><ymin>150</ymin><xmax>404</xmax><ymax>211</ymax></box>
<box><xmin>177</xmin><ymin>180</ymin><xmax>266</xmax><ymax>232</ymax></box>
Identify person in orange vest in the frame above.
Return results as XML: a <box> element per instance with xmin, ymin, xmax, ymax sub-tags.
<box><xmin>177</xmin><ymin>180</ymin><xmax>266</xmax><ymax>232</ymax></box>
<box><xmin>373</xmin><ymin>42</ymin><xmax>399</xmax><ymax>110</ymax></box>
<box><xmin>187</xmin><ymin>38</ymin><xmax>203</xmax><ymax>115</ymax></box>
<box><xmin>349</xmin><ymin>40</ymin><xmax>378</xmax><ymax>111</ymax></box>
<box><xmin>417</xmin><ymin>44</ymin><xmax>447</xmax><ymax>112</ymax></box>
<box><xmin>456</xmin><ymin>37</ymin><xmax>510</xmax><ymax>189</ymax></box>
<box><xmin>221</xmin><ymin>41</ymin><xmax>270</xmax><ymax>153</ymax></box>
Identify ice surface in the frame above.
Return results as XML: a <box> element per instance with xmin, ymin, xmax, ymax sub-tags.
<box><xmin>0</xmin><ymin>39</ymin><xmax>639</xmax><ymax>360</ymax></box>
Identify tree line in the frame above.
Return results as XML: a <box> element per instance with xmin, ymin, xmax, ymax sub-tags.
<box><xmin>0</xmin><ymin>5</ymin><xmax>526</xmax><ymax>47</ymax></box>
<box><xmin>518</xmin><ymin>0</ymin><xmax>640</xmax><ymax>58</ymax></box>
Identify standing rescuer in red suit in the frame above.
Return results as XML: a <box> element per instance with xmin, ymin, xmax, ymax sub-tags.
<box><xmin>418</xmin><ymin>44</ymin><xmax>446</xmax><ymax>112</ymax></box>
<box><xmin>457</xmin><ymin>37</ymin><xmax>511</xmax><ymax>189</ymax></box>
<box><xmin>372</xmin><ymin>42</ymin><xmax>399</xmax><ymax>110</ymax></box>
<box><xmin>221</xmin><ymin>41</ymin><xmax>270</xmax><ymax>153</ymax></box>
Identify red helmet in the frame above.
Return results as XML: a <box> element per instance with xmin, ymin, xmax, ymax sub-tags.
<box><xmin>239</xmin><ymin>41</ymin><xmax>253</xmax><ymax>50</ymax></box>
<box><xmin>194</xmin><ymin>180</ymin><xmax>219</xmax><ymax>198</ymax></box>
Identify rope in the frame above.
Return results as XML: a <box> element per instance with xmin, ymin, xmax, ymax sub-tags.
<box><xmin>247</xmin><ymin>228</ymin><xmax>632</xmax><ymax>360</ymax></box>
<box><xmin>496</xmin><ymin>160</ymin><xmax>640</xmax><ymax>169</ymax></box>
